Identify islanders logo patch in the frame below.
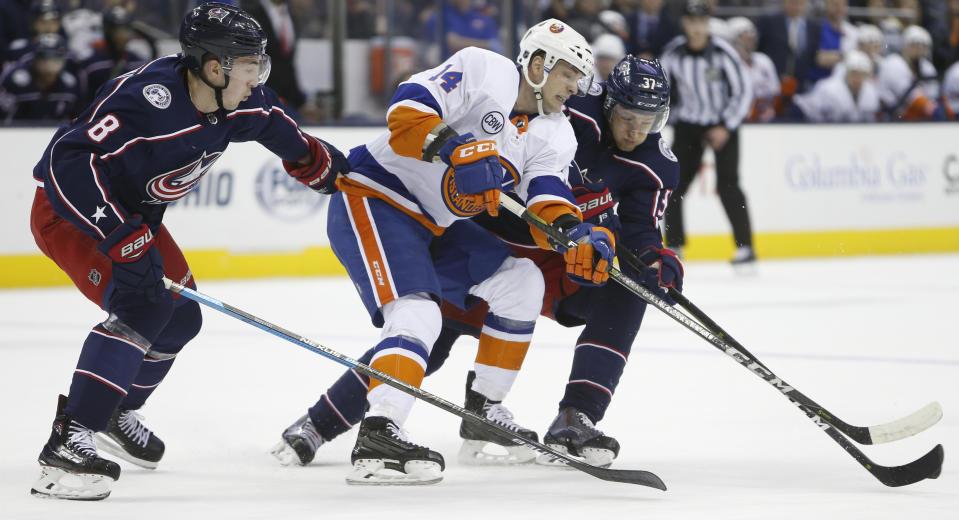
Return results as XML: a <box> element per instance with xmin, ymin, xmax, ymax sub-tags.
<box><xmin>441</xmin><ymin>166</ymin><xmax>486</xmax><ymax>217</ymax></box>
<box><xmin>549</xmin><ymin>23</ymin><xmax>565</xmax><ymax>33</ymax></box>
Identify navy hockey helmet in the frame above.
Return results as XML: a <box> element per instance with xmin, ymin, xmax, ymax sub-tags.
<box><xmin>33</xmin><ymin>33</ymin><xmax>69</xmax><ymax>60</ymax></box>
<box><xmin>603</xmin><ymin>55</ymin><xmax>670</xmax><ymax>133</ymax></box>
<box><xmin>179</xmin><ymin>2</ymin><xmax>270</xmax><ymax>85</ymax></box>
<box><xmin>30</xmin><ymin>0</ymin><xmax>60</xmax><ymax>20</ymax></box>
<box><xmin>102</xmin><ymin>5</ymin><xmax>132</xmax><ymax>31</ymax></box>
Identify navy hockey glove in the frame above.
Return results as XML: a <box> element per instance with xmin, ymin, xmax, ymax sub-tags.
<box><xmin>439</xmin><ymin>132</ymin><xmax>502</xmax><ymax>216</ymax></box>
<box><xmin>572</xmin><ymin>183</ymin><xmax>620</xmax><ymax>231</ymax></box>
<box><xmin>284</xmin><ymin>135</ymin><xmax>349</xmax><ymax>195</ymax></box>
<box><xmin>558</xmin><ymin>218</ymin><xmax>616</xmax><ymax>287</ymax></box>
<box><xmin>636</xmin><ymin>246</ymin><xmax>684</xmax><ymax>305</ymax></box>
<box><xmin>97</xmin><ymin>216</ymin><xmax>166</xmax><ymax>301</ymax></box>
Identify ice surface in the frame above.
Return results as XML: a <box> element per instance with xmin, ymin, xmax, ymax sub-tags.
<box><xmin>2</xmin><ymin>254</ymin><xmax>957</xmax><ymax>519</ymax></box>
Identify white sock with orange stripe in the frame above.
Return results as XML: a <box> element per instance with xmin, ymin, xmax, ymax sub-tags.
<box><xmin>472</xmin><ymin>313</ymin><xmax>535</xmax><ymax>401</ymax></box>
<box><xmin>366</xmin><ymin>295</ymin><xmax>441</xmax><ymax>424</ymax></box>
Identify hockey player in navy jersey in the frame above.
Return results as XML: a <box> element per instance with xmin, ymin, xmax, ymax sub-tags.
<box><xmin>28</xmin><ymin>2</ymin><xmax>348</xmax><ymax>500</ymax></box>
<box><xmin>273</xmin><ymin>56</ymin><xmax>680</xmax><ymax>470</ymax></box>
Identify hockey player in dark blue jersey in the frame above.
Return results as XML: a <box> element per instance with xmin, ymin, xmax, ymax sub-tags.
<box><xmin>28</xmin><ymin>2</ymin><xmax>348</xmax><ymax>500</ymax></box>
<box><xmin>271</xmin><ymin>56</ymin><xmax>682</xmax><ymax>470</ymax></box>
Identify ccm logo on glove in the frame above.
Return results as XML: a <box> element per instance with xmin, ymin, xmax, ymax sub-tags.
<box><xmin>454</xmin><ymin>141</ymin><xmax>496</xmax><ymax>159</ymax></box>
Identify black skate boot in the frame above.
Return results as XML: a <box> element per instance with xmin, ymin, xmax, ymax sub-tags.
<box><xmin>31</xmin><ymin>395</ymin><xmax>121</xmax><ymax>500</ymax></box>
<box><xmin>540</xmin><ymin>407</ymin><xmax>620</xmax><ymax>468</ymax></box>
<box><xmin>347</xmin><ymin>416</ymin><xmax>444</xmax><ymax>485</ymax></box>
<box><xmin>97</xmin><ymin>407</ymin><xmax>165</xmax><ymax>469</ymax></box>
<box><xmin>271</xmin><ymin>414</ymin><xmax>325</xmax><ymax>466</ymax></box>
<box><xmin>459</xmin><ymin>371</ymin><xmax>538</xmax><ymax>465</ymax></box>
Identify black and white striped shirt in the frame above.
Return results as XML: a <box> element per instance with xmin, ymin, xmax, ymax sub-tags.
<box><xmin>660</xmin><ymin>35</ymin><xmax>753</xmax><ymax>129</ymax></box>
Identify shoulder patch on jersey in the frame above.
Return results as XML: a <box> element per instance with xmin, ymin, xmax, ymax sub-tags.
<box><xmin>12</xmin><ymin>69</ymin><xmax>30</xmax><ymax>87</ymax></box>
<box><xmin>659</xmin><ymin>138</ymin><xmax>677</xmax><ymax>162</ymax></box>
<box><xmin>142</xmin><ymin>83</ymin><xmax>172</xmax><ymax>109</ymax></box>
<box><xmin>481</xmin><ymin>111</ymin><xmax>505</xmax><ymax>134</ymax></box>
<box><xmin>587</xmin><ymin>81</ymin><xmax>603</xmax><ymax>96</ymax></box>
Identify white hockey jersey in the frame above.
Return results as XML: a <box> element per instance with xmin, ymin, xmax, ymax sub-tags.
<box><xmin>876</xmin><ymin>54</ymin><xmax>939</xmax><ymax>110</ymax></box>
<box><xmin>340</xmin><ymin>47</ymin><xmax>579</xmax><ymax>233</ymax></box>
<box><xmin>793</xmin><ymin>73</ymin><xmax>880</xmax><ymax>123</ymax></box>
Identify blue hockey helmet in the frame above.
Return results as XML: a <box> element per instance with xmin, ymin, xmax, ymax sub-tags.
<box><xmin>179</xmin><ymin>2</ymin><xmax>270</xmax><ymax>85</ymax></box>
<box><xmin>33</xmin><ymin>33</ymin><xmax>69</xmax><ymax>60</ymax></box>
<box><xmin>603</xmin><ymin>56</ymin><xmax>670</xmax><ymax>133</ymax></box>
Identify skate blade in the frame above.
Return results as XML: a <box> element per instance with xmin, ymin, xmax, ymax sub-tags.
<box><xmin>458</xmin><ymin>440</ymin><xmax>536</xmax><ymax>465</ymax></box>
<box><xmin>534</xmin><ymin>444</ymin><xmax>616</xmax><ymax>468</ymax></box>
<box><xmin>732</xmin><ymin>262</ymin><xmax>758</xmax><ymax>276</ymax></box>
<box><xmin>580</xmin><ymin>447</ymin><xmax>615</xmax><ymax>468</ymax></box>
<box><xmin>535</xmin><ymin>444</ymin><xmax>573</xmax><ymax>468</ymax></box>
<box><xmin>346</xmin><ymin>459</ymin><xmax>443</xmax><ymax>486</ymax></box>
<box><xmin>31</xmin><ymin>465</ymin><xmax>114</xmax><ymax>500</ymax></box>
<box><xmin>270</xmin><ymin>439</ymin><xmax>302</xmax><ymax>466</ymax></box>
<box><xmin>96</xmin><ymin>433</ymin><xmax>159</xmax><ymax>470</ymax></box>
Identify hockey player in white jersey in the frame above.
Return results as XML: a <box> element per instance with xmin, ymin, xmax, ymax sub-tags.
<box><xmin>281</xmin><ymin>20</ymin><xmax>614</xmax><ymax>484</ymax></box>
<box><xmin>792</xmin><ymin>50</ymin><xmax>879</xmax><ymax>123</ymax></box>
<box><xmin>876</xmin><ymin>25</ymin><xmax>940</xmax><ymax>120</ymax></box>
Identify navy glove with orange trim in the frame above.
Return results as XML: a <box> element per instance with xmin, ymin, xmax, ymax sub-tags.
<box><xmin>439</xmin><ymin>132</ymin><xmax>502</xmax><ymax>216</ymax></box>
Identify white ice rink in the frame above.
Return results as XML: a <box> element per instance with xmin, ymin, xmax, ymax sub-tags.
<box><xmin>2</xmin><ymin>254</ymin><xmax>957</xmax><ymax>519</ymax></box>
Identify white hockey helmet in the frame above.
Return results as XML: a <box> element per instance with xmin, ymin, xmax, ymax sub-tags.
<box><xmin>517</xmin><ymin>18</ymin><xmax>595</xmax><ymax>104</ymax></box>
<box><xmin>843</xmin><ymin>49</ymin><xmax>873</xmax><ymax>74</ymax></box>
<box><xmin>856</xmin><ymin>24</ymin><xmax>883</xmax><ymax>45</ymax></box>
<box><xmin>902</xmin><ymin>25</ymin><xmax>932</xmax><ymax>47</ymax></box>
<box><xmin>726</xmin><ymin>16</ymin><xmax>756</xmax><ymax>40</ymax></box>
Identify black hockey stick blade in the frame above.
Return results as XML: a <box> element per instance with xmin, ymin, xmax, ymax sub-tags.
<box><xmin>163</xmin><ymin>277</ymin><xmax>667</xmax><ymax>491</ymax></box>
<box><xmin>872</xmin><ymin>444</ymin><xmax>944</xmax><ymax>487</ymax></box>
<box><xmin>612</xmin><ymin>243</ymin><xmax>943</xmax><ymax>445</ymax></box>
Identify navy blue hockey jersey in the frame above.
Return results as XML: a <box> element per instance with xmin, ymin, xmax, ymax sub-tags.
<box><xmin>565</xmin><ymin>84</ymin><xmax>680</xmax><ymax>251</ymax></box>
<box><xmin>33</xmin><ymin>55</ymin><xmax>312</xmax><ymax>242</ymax></box>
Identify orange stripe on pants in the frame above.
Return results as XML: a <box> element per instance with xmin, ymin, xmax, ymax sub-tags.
<box><xmin>369</xmin><ymin>354</ymin><xmax>426</xmax><ymax>391</ymax></box>
<box><xmin>345</xmin><ymin>194</ymin><xmax>396</xmax><ymax>307</ymax></box>
<box><xmin>475</xmin><ymin>334</ymin><xmax>531</xmax><ymax>371</ymax></box>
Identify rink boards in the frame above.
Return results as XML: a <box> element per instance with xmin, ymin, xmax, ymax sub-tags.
<box><xmin>2</xmin><ymin>123</ymin><xmax>957</xmax><ymax>287</ymax></box>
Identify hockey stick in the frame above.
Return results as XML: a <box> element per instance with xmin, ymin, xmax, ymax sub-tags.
<box><xmin>499</xmin><ymin>196</ymin><xmax>943</xmax><ymax>487</ymax></box>
<box><xmin>162</xmin><ymin>277</ymin><xmax>666</xmax><ymax>490</ymax></box>
<box><xmin>613</xmin><ymin>243</ymin><xmax>943</xmax><ymax>445</ymax></box>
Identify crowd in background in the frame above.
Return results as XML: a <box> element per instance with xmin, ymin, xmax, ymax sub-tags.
<box><xmin>1</xmin><ymin>0</ymin><xmax>958</xmax><ymax>124</ymax></box>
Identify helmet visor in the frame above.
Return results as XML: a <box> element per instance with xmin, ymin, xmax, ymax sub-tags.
<box><xmin>226</xmin><ymin>54</ymin><xmax>272</xmax><ymax>86</ymax></box>
<box><xmin>611</xmin><ymin>103</ymin><xmax>669</xmax><ymax>134</ymax></box>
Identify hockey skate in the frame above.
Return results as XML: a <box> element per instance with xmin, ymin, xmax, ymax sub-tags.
<box><xmin>346</xmin><ymin>416</ymin><xmax>444</xmax><ymax>485</ymax></box>
<box><xmin>31</xmin><ymin>396</ymin><xmax>121</xmax><ymax>500</ymax></box>
<box><xmin>96</xmin><ymin>407</ymin><xmax>165</xmax><ymax>469</ymax></box>
<box><xmin>537</xmin><ymin>407</ymin><xmax>620</xmax><ymax>468</ymax></box>
<box><xmin>458</xmin><ymin>371</ymin><xmax>538</xmax><ymax>465</ymax></box>
<box><xmin>271</xmin><ymin>414</ymin><xmax>324</xmax><ymax>466</ymax></box>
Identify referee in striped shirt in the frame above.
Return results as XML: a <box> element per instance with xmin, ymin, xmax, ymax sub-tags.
<box><xmin>660</xmin><ymin>0</ymin><xmax>756</xmax><ymax>266</ymax></box>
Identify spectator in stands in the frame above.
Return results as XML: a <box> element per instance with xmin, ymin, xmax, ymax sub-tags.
<box><xmin>5</xmin><ymin>0</ymin><xmax>62</xmax><ymax>65</ymax></box>
<box><xmin>627</xmin><ymin>0</ymin><xmax>680</xmax><ymax>59</ymax></box>
<box><xmin>243</xmin><ymin>0</ymin><xmax>322</xmax><ymax>121</ymax></box>
<box><xmin>0</xmin><ymin>33</ymin><xmax>79</xmax><ymax>123</ymax></box>
<box><xmin>941</xmin><ymin>60</ymin><xmax>959</xmax><ymax>119</ymax></box>
<box><xmin>791</xmin><ymin>49</ymin><xmax>880</xmax><ymax>122</ymax></box>
<box><xmin>544</xmin><ymin>0</ymin><xmax>611</xmax><ymax>43</ymax></box>
<box><xmin>0</xmin><ymin>0</ymin><xmax>32</xmax><ymax>57</ymax></box>
<box><xmin>423</xmin><ymin>0</ymin><xmax>500</xmax><ymax>60</ymax></box>
<box><xmin>77</xmin><ymin>6</ymin><xmax>146</xmax><ymax>106</ymax></box>
<box><xmin>346</xmin><ymin>0</ymin><xmax>377</xmax><ymax>38</ymax></box>
<box><xmin>876</xmin><ymin>24</ymin><xmax>941</xmax><ymax>120</ymax></box>
<box><xmin>756</xmin><ymin>0</ymin><xmax>816</xmax><ymax>106</ymax></box>
<box><xmin>591</xmin><ymin>32</ymin><xmax>626</xmax><ymax>80</ymax></box>
<box><xmin>805</xmin><ymin>0</ymin><xmax>859</xmax><ymax>85</ymax></box>
<box><xmin>727</xmin><ymin>16</ymin><xmax>780</xmax><ymax>123</ymax></box>
<box><xmin>928</xmin><ymin>0</ymin><xmax>959</xmax><ymax>71</ymax></box>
